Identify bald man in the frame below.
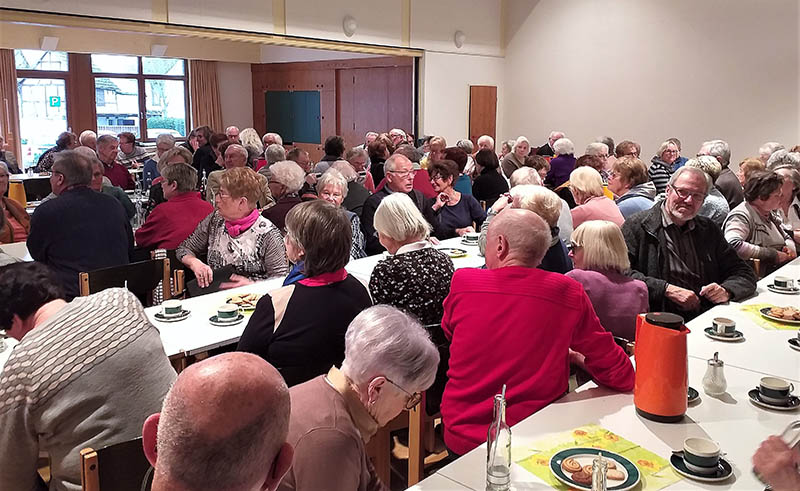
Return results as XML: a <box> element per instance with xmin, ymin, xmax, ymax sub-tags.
<box><xmin>440</xmin><ymin>209</ymin><xmax>635</xmax><ymax>455</ymax></box>
<box><xmin>142</xmin><ymin>353</ymin><xmax>294</xmax><ymax>491</ymax></box>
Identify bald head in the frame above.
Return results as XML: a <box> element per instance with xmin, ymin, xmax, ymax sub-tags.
<box><xmin>144</xmin><ymin>353</ymin><xmax>292</xmax><ymax>491</ymax></box>
<box><xmin>485</xmin><ymin>208</ymin><xmax>550</xmax><ymax>269</ymax></box>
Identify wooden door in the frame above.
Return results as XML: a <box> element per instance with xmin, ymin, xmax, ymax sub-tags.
<box><xmin>469</xmin><ymin>85</ymin><xmax>497</xmax><ymax>147</ymax></box>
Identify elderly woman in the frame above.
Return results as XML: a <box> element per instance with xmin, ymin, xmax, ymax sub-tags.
<box><xmin>345</xmin><ymin>146</ymin><xmax>375</xmax><ymax>192</ymax></box>
<box><xmin>81</xmin><ymin>147</ymin><xmax>135</xmax><ymax>219</ymax></box>
<box><xmin>544</xmin><ymin>138</ymin><xmax>577</xmax><ymax>188</ymax></box>
<box><xmin>648</xmin><ymin>140</ymin><xmax>679</xmax><ymax>194</ymax></box>
<box><xmin>570</xmin><ymin>167</ymin><xmax>624</xmax><ymax>229</ymax></box>
<box><xmin>499</xmin><ymin>139</ymin><xmax>514</xmax><ymax>161</ymax></box>
<box><xmin>500</xmin><ymin>136</ymin><xmax>530</xmax><ymax>179</ymax></box>
<box><xmin>774</xmin><ymin>166</ymin><xmax>800</xmax><ymax>243</ymax></box>
<box><xmin>279</xmin><ymin>305</ymin><xmax>439</xmax><ymax>490</ymax></box>
<box><xmin>135</xmin><ymin>160</ymin><xmax>213</xmax><ymax>250</ymax></box>
<box><xmin>429</xmin><ymin>159</ymin><xmax>486</xmax><ymax>238</ymax></box>
<box><xmin>237</xmin><ymin>200</ymin><xmax>372</xmax><ymax>387</ymax></box>
<box><xmin>472</xmin><ymin>149</ymin><xmax>509</xmax><ymax>205</ymax></box>
<box><xmin>724</xmin><ymin>171</ymin><xmax>797</xmax><ymax>269</ymax></box>
<box><xmin>177</xmin><ymin>167</ymin><xmax>288</xmax><ymax>288</ymax></box>
<box><xmin>685</xmin><ymin>156</ymin><xmax>730</xmax><ymax>227</ymax></box>
<box><xmin>317</xmin><ymin>168</ymin><xmax>367</xmax><ymax>259</ymax></box>
<box><xmin>238</xmin><ymin>127</ymin><xmax>264</xmax><ymax>167</ymax></box>
<box><xmin>608</xmin><ymin>156</ymin><xmax>656</xmax><ymax>219</ymax></box>
<box><xmin>261</xmin><ymin>160</ymin><xmax>306</xmax><ymax>232</ymax></box>
<box><xmin>566</xmin><ymin>221</ymin><xmax>649</xmax><ymax>341</ymax></box>
<box><xmin>737</xmin><ymin>157</ymin><xmax>766</xmax><ymax>186</ymax></box>
<box><xmin>330</xmin><ymin>160</ymin><xmax>370</xmax><ymax>218</ymax></box>
<box><xmin>0</xmin><ymin>162</ymin><xmax>30</xmax><ymax>243</ymax></box>
<box><xmin>34</xmin><ymin>131</ymin><xmax>78</xmax><ymax>172</ymax></box>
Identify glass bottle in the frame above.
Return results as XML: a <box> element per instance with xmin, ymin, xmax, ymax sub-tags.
<box><xmin>486</xmin><ymin>394</ymin><xmax>511</xmax><ymax>491</ymax></box>
<box><xmin>592</xmin><ymin>453</ymin><xmax>608</xmax><ymax>491</ymax></box>
<box><xmin>702</xmin><ymin>352</ymin><xmax>727</xmax><ymax>396</ymax></box>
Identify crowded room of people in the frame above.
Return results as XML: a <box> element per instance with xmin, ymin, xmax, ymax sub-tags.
<box><xmin>2</xmin><ymin>2</ymin><xmax>800</xmax><ymax>491</ymax></box>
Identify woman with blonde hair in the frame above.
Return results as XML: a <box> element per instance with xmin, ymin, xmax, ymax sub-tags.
<box><xmin>569</xmin><ymin>167</ymin><xmax>624</xmax><ymax>228</ymax></box>
<box><xmin>566</xmin><ymin>220</ymin><xmax>649</xmax><ymax>340</ymax></box>
<box><xmin>500</xmin><ymin>136</ymin><xmax>530</xmax><ymax>179</ymax></box>
<box><xmin>238</xmin><ymin>128</ymin><xmax>264</xmax><ymax>167</ymax></box>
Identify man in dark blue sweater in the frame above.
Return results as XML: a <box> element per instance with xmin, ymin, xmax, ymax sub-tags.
<box><xmin>27</xmin><ymin>150</ymin><xmax>132</xmax><ymax>299</ymax></box>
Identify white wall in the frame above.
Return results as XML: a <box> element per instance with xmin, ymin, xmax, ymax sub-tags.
<box><xmin>411</xmin><ymin>0</ymin><xmax>502</xmax><ymax>57</ymax></box>
<box><xmin>503</xmin><ymin>0</ymin><xmax>799</xmax><ymax>164</ymax></box>
<box><xmin>420</xmin><ymin>51</ymin><xmax>504</xmax><ymax>145</ymax></box>
<box><xmin>259</xmin><ymin>45</ymin><xmax>375</xmax><ymax>63</ymax></box>
<box><xmin>217</xmin><ymin>62</ymin><xmax>254</xmax><ymax>130</ymax></box>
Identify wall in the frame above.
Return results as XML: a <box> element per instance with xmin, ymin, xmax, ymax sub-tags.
<box><xmin>502</xmin><ymin>0</ymin><xmax>800</xmax><ymax>165</ymax></box>
<box><xmin>217</xmin><ymin>62</ymin><xmax>254</xmax><ymax>130</ymax></box>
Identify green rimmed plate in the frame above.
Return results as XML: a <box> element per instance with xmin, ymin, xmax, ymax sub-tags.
<box><xmin>437</xmin><ymin>247</ymin><xmax>468</xmax><ymax>259</ymax></box>
<box><xmin>550</xmin><ymin>447</ymin><xmax>641</xmax><ymax>491</ymax></box>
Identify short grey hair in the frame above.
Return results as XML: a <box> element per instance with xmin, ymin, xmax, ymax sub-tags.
<box><xmin>766</xmin><ymin>149</ymin><xmax>800</xmax><ymax>170</ymax></box>
<box><xmin>657</xmin><ymin>140</ymin><xmax>678</xmax><ymax>156</ymax></box>
<box><xmin>79</xmin><ymin>130</ymin><xmax>97</xmax><ymax>146</ymax></box>
<box><xmin>477</xmin><ymin>135</ymin><xmax>495</xmax><ymax>149</ymax></box>
<box><xmin>53</xmin><ymin>150</ymin><xmax>92</xmax><ymax>186</ymax></box>
<box><xmin>389</xmin><ymin>128</ymin><xmax>406</xmax><ymax>138</ymax></box>
<box><xmin>549</xmin><ymin>131</ymin><xmax>565</xmax><ymax>140</ymax></box>
<box><xmin>373</xmin><ymin>192</ymin><xmax>431</xmax><ymax>242</ymax></box>
<box><xmin>156</xmin><ymin>133</ymin><xmax>176</xmax><ymax>146</ymax></box>
<box><xmin>0</xmin><ymin>161</ymin><xmax>9</xmax><ymax>175</ymax></box>
<box><xmin>96</xmin><ymin>134</ymin><xmax>118</xmax><ymax>148</ymax></box>
<box><xmin>685</xmin><ymin>155</ymin><xmax>722</xmax><ymax>181</ymax></box>
<box><xmin>553</xmin><ymin>137</ymin><xmax>574</xmax><ymax>155</ymax></box>
<box><xmin>585</xmin><ymin>142</ymin><xmax>608</xmax><ymax>157</ymax></box>
<box><xmin>269</xmin><ymin>160</ymin><xmax>305</xmax><ymax>193</ymax></box>
<box><xmin>74</xmin><ymin>146</ymin><xmax>101</xmax><ymax>166</ymax></box>
<box><xmin>699</xmin><ymin>139</ymin><xmax>731</xmax><ymax>166</ymax></box>
<box><xmin>759</xmin><ymin>141</ymin><xmax>784</xmax><ymax>160</ymax></box>
<box><xmin>225</xmin><ymin>143</ymin><xmax>248</xmax><ymax>162</ymax></box>
<box><xmin>262</xmin><ymin>132</ymin><xmax>283</xmax><ymax>146</ymax></box>
<box><xmin>669</xmin><ymin>166</ymin><xmax>713</xmax><ymax>194</ymax></box>
<box><xmin>340</xmin><ymin>305</ymin><xmax>439</xmax><ymax>392</ymax></box>
<box><xmin>384</xmin><ymin>153</ymin><xmax>410</xmax><ymax>173</ymax></box>
<box><xmin>331</xmin><ymin>161</ymin><xmax>358</xmax><ymax>182</ymax></box>
<box><xmin>510</xmin><ymin>167</ymin><xmax>542</xmax><ymax>187</ymax></box>
<box><xmin>595</xmin><ymin>136</ymin><xmax>615</xmax><ymax>153</ymax></box>
<box><xmin>318</xmin><ymin>168</ymin><xmax>349</xmax><ymax>199</ymax></box>
<box><xmin>456</xmin><ymin>139</ymin><xmax>474</xmax><ymax>154</ymax></box>
<box><xmin>346</xmin><ymin>147</ymin><xmax>368</xmax><ymax>162</ymax></box>
<box><xmin>160</xmin><ymin>162</ymin><xmax>197</xmax><ymax>193</ymax></box>
<box><xmin>513</xmin><ymin>136</ymin><xmax>530</xmax><ymax>152</ymax></box>
<box><xmin>265</xmin><ymin>144</ymin><xmax>286</xmax><ymax>165</ymax></box>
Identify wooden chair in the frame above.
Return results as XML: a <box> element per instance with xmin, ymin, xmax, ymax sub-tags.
<box><xmin>150</xmin><ymin>249</ymin><xmax>186</xmax><ymax>298</ymax></box>
<box><xmin>748</xmin><ymin>258</ymin><xmax>764</xmax><ymax>280</ymax></box>
<box><xmin>80</xmin><ymin>438</ymin><xmax>153</xmax><ymax>491</ymax></box>
<box><xmin>79</xmin><ymin>259</ymin><xmax>170</xmax><ymax>307</ymax></box>
<box><xmin>407</xmin><ymin>391</ymin><xmax>441</xmax><ymax>486</ymax></box>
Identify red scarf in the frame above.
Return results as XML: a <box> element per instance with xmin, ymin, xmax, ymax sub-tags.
<box><xmin>225</xmin><ymin>209</ymin><xmax>259</xmax><ymax>238</ymax></box>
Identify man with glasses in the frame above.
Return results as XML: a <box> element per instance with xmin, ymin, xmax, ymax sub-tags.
<box><xmin>117</xmin><ymin>131</ymin><xmax>148</xmax><ymax>168</ymax></box>
<box><xmin>361</xmin><ymin>154</ymin><xmax>436</xmax><ymax>255</ymax></box>
<box><xmin>622</xmin><ymin>167</ymin><xmax>755</xmax><ymax>319</ymax></box>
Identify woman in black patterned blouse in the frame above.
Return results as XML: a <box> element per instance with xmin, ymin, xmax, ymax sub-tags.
<box><xmin>369</xmin><ymin>192</ymin><xmax>454</xmax><ymax>413</ymax></box>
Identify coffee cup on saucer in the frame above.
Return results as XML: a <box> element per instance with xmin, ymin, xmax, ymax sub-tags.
<box><xmin>682</xmin><ymin>437</ymin><xmax>721</xmax><ymax>475</ymax></box>
<box><xmin>712</xmin><ymin>317</ymin><xmax>736</xmax><ymax>336</ymax></box>
<box><xmin>773</xmin><ymin>276</ymin><xmax>796</xmax><ymax>290</ymax></box>
<box><xmin>462</xmin><ymin>232</ymin><xmax>480</xmax><ymax>243</ymax></box>
<box><xmin>161</xmin><ymin>299</ymin><xmax>183</xmax><ymax>318</ymax></box>
<box><xmin>216</xmin><ymin>304</ymin><xmax>241</xmax><ymax>323</ymax></box>
<box><xmin>758</xmin><ymin>377</ymin><xmax>795</xmax><ymax>405</ymax></box>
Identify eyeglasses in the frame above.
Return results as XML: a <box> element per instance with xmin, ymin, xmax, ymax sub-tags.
<box><xmin>566</xmin><ymin>241</ymin><xmax>582</xmax><ymax>253</ymax></box>
<box><xmin>668</xmin><ymin>185</ymin><xmax>706</xmax><ymax>202</ymax></box>
<box><xmin>389</xmin><ymin>170</ymin><xmax>416</xmax><ymax>179</ymax></box>
<box><xmin>663</xmin><ymin>149</ymin><xmax>679</xmax><ymax>154</ymax></box>
<box><xmin>386</xmin><ymin>378</ymin><xmax>422</xmax><ymax>410</ymax></box>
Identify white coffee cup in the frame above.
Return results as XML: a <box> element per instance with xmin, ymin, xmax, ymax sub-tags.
<box><xmin>774</xmin><ymin>276</ymin><xmax>795</xmax><ymax>290</ymax></box>
<box><xmin>161</xmin><ymin>299</ymin><xmax>183</xmax><ymax>317</ymax></box>
<box><xmin>216</xmin><ymin>304</ymin><xmax>241</xmax><ymax>322</ymax></box>
<box><xmin>712</xmin><ymin>317</ymin><xmax>736</xmax><ymax>336</ymax></box>
<box><xmin>463</xmin><ymin>232</ymin><xmax>480</xmax><ymax>242</ymax></box>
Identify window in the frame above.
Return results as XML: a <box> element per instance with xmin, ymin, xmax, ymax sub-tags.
<box><xmin>91</xmin><ymin>54</ymin><xmax>188</xmax><ymax>140</ymax></box>
<box><xmin>15</xmin><ymin>50</ymin><xmax>68</xmax><ymax>72</ymax></box>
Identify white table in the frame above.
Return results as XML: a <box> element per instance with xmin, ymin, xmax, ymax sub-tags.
<box><xmin>0</xmin><ymin>242</ymin><xmax>33</xmax><ymax>262</ymax></box>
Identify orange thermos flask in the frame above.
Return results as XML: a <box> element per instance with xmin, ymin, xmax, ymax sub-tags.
<box><xmin>634</xmin><ymin>312</ymin><xmax>690</xmax><ymax>422</ymax></box>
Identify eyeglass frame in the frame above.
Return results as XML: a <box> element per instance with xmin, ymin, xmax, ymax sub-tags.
<box><xmin>566</xmin><ymin>241</ymin><xmax>582</xmax><ymax>253</ymax></box>
<box><xmin>385</xmin><ymin>378</ymin><xmax>422</xmax><ymax>410</ymax></box>
<box><xmin>387</xmin><ymin>169</ymin><xmax>417</xmax><ymax>179</ymax></box>
<box><xmin>667</xmin><ymin>184</ymin><xmax>706</xmax><ymax>203</ymax></box>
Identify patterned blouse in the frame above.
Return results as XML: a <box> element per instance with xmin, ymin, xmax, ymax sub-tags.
<box><xmin>369</xmin><ymin>243</ymin><xmax>454</xmax><ymax>326</ymax></box>
<box><xmin>177</xmin><ymin>210</ymin><xmax>289</xmax><ymax>280</ymax></box>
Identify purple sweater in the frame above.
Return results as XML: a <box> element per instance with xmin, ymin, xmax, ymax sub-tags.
<box><xmin>565</xmin><ymin>269</ymin><xmax>649</xmax><ymax>341</ymax></box>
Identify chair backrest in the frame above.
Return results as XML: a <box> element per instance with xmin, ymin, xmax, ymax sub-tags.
<box><xmin>24</xmin><ymin>177</ymin><xmax>53</xmax><ymax>201</ymax></box>
<box><xmin>80</xmin><ymin>438</ymin><xmax>153</xmax><ymax>491</ymax></box>
<box><xmin>79</xmin><ymin>259</ymin><xmax>170</xmax><ymax>307</ymax></box>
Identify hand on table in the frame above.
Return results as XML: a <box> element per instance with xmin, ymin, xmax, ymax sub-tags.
<box><xmin>220</xmin><ymin>274</ymin><xmax>254</xmax><ymax>290</ymax></box>
<box><xmin>665</xmin><ymin>284</ymin><xmax>700</xmax><ymax>310</ymax></box>
<box><xmin>455</xmin><ymin>226</ymin><xmax>475</xmax><ymax>236</ymax></box>
<box><xmin>188</xmin><ymin>260</ymin><xmax>213</xmax><ymax>288</ymax></box>
<box><xmin>699</xmin><ymin>283</ymin><xmax>730</xmax><ymax>304</ymax></box>
<box><xmin>752</xmin><ymin>436</ymin><xmax>800</xmax><ymax>491</ymax></box>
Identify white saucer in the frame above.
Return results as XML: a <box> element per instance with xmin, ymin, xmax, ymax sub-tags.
<box><xmin>703</xmin><ymin>327</ymin><xmax>744</xmax><ymax>342</ymax></box>
<box><xmin>748</xmin><ymin>389</ymin><xmax>800</xmax><ymax>411</ymax></box>
<box><xmin>767</xmin><ymin>284</ymin><xmax>800</xmax><ymax>295</ymax></box>
<box><xmin>154</xmin><ymin>310</ymin><xmax>190</xmax><ymax>323</ymax></box>
<box><xmin>209</xmin><ymin>314</ymin><xmax>245</xmax><ymax>327</ymax></box>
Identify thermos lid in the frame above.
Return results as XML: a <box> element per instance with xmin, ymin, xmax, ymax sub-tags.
<box><xmin>645</xmin><ymin>312</ymin><xmax>684</xmax><ymax>330</ymax></box>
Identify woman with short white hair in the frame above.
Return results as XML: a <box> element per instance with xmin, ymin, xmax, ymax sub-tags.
<box><xmin>262</xmin><ymin>160</ymin><xmax>306</xmax><ymax>232</ymax></box>
<box><xmin>280</xmin><ymin>304</ymin><xmax>439</xmax><ymax>491</ymax></box>
<box><xmin>331</xmin><ymin>160</ymin><xmax>371</xmax><ymax>218</ymax></box>
<box><xmin>566</xmin><ymin>220</ymin><xmax>648</xmax><ymax>341</ymax></box>
<box><xmin>569</xmin><ymin>167</ymin><xmax>624</xmax><ymax>228</ymax></box>
<box><xmin>318</xmin><ymin>168</ymin><xmax>366</xmax><ymax>259</ymax></box>
<box><xmin>500</xmin><ymin>136</ymin><xmax>530</xmax><ymax>179</ymax></box>
<box><xmin>544</xmin><ymin>137</ymin><xmax>576</xmax><ymax>188</ymax></box>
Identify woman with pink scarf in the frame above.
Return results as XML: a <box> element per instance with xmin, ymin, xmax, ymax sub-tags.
<box><xmin>177</xmin><ymin>167</ymin><xmax>289</xmax><ymax>289</ymax></box>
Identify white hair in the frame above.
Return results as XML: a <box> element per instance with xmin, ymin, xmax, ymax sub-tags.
<box><xmin>330</xmin><ymin>160</ymin><xmax>358</xmax><ymax>182</ymax></box>
<box><xmin>477</xmin><ymin>135</ymin><xmax>495</xmax><ymax>149</ymax></box>
<box><xmin>549</xmin><ymin>131</ymin><xmax>565</xmax><ymax>140</ymax></box>
<box><xmin>456</xmin><ymin>139</ymin><xmax>474</xmax><ymax>154</ymax></box>
<box><xmin>263</xmin><ymin>132</ymin><xmax>283</xmax><ymax>146</ymax></box>
<box><xmin>269</xmin><ymin>160</ymin><xmax>305</xmax><ymax>193</ymax></box>
<box><xmin>239</xmin><ymin>128</ymin><xmax>264</xmax><ymax>155</ymax></box>
<box><xmin>513</xmin><ymin>136</ymin><xmax>530</xmax><ymax>152</ymax></box>
<box><xmin>669</xmin><ymin>166</ymin><xmax>713</xmax><ymax>194</ymax></box>
<box><xmin>373</xmin><ymin>192</ymin><xmax>431</xmax><ymax>242</ymax></box>
<box><xmin>553</xmin><ymin>138</ymin><xmax>574</xmax><ymax>156</ymax></box>
<box><xmin>225</xmin><ymin>126</ymin><xmax>240</xmax><ymax>134</ymax></box>
<box><xmin>79</xmin><ymin>130</ymin><xmax>97</xmax><ymax>145</ymax></box>
<box><xmin>389</xmin><ymin>128</ymin><xmax>406</xmax><ymax>138</ymax></box>
<box><xmin>759</xmin><ymin>141</ymin><xmax>784</xmax><ymax>160</ymax></box>
<box><xmin>365</xmin><ymin>131</ymin><xmax>379</xmax><ymax>139</ymax></box>
<box><xmin>265</xmin><ymin>144</ymin><xmax>286</xmax><ymax>165</ymax></box>
<box><xmin>569</xmin><ymin>166</ymin><xmax>604</xmax><ymax>198</ymax></box>
<box><xmin>685</xmin><ymin>155</ymin><xmax>722</xmax><ymax>181</ymax></box>
<box><xmin>699</xmin><ymin>139</ymin><xmax>731</xmax><ymax>166</ymax></box>
<box><xmin>585</xmin><ymin>142</ymin><xmax>609</xmax><ymax>157</ymax></box>
<box><xmin>318</xmin><ymin>168</ymin><xmax>349</xmax><ymax>199</ymax></box>
<box><xmin>766</xmin><ymin>149</ymin><xmax>800</xmax><ymax>170</ymax></box>
<box><xmin>340</xmin><ymin>305</ymin><xmax>439</xmax><ymax>391</ymax></box>
<box><xmin>225</xmin><ymin>143</ymin><xmax>248</xmax><ymax>162</ymax></box>
<box><xmin>156</xmin><ymin>133</ymin><xmax>176</xmax><ymax>146</ymax></box>
<box><xmin>510</xmin><ymin>167</ymin><xmax>542</xmax><ymax>187</ymax></box>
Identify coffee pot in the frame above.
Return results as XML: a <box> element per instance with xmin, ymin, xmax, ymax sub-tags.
<box><xmin>634</xmin><ymin>312</ymin><xmax>690</xmax><ymax>422</ymax></box>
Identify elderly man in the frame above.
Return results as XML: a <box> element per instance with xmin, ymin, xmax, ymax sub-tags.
<box><xmin>27</xmin><ymin>150</ymin><xmax>132</xmax><ymax>298</ymax></box>
<box><xmin>263</xmin><ymin>132</ymin><xmax>283</xmax><ymax>147</ymax></box>
<box><xmin>361</xmin><ymin>154</ymin><xmax>435</xmax><ymax>255</ymax></box>
<box><xmin>142</xmin><ymin>353</ymin><xmax>292</xmax><ymax>491</ymax></box>
<box><xmin>623</xmin><ymin>167</ymin><xmax>756</xmax><ymax>319</ymax></box>
<box><xmin>0</xmin><ymin>262</ymin><xmax>175</xmax><ymax>491</ymax></box>
<box><xmin>536</xmin><ymin>130</ymin><xmax>565</xmax><ymax>157</ymax></box>
<box><xmin>759</xmin><ymin>141</ymin><xmax>785</xmax><ymax>164</ymax></box>
<box><xmin>265</xmin><ymin>143</ymin><xmax>287</xmax><ymax>167</ymax></box>
<box><xmin>442</xmin><ymin>209</ymin><xmax>635</xmax><ymax>455</ymax></box>
<box><xmin>207</xmin><ymin>144</ymin><xmax>274</xmax><ymax>208</ymax></box>
<box><xmin>80</xmin><ymin>146</ymin><xmax>136</xmax><ymax>219</ymax></box>
<box><xmin>117</xmin><ymin>131</ymin><xmax>148</xmax><ymax>168</ymax></box>
<box><xmin>698</xmin><ymin>139</ymin><xmax>743</xmax><ymax>208</ymax></box>
<box><xmin>79</xmin><ymin>129</ymin><xmax>97</xmax><ymax>150</ymax></box>
<box><xmin>389</xmin><ymin>128</ymin><xmax>406</xmax><ymax>147</ymax></box>
<box><xmin>97</xmin><ymin>134</ymin><xmax>134</xmax><ymax>189</ymax></box>
<box><xmin>141</xmin><ymin>133</ymin><xmax>176</xmax><ymax>187</ymax></box>
<box><xmin>477</xmin><ymin>134</ymin><xmax>495</xmax><ymax>152</ymax></box>
<box><xmin>225</xmin><ymin>125</ymin><xmax>241</xmax><ymax>143</ymax></box>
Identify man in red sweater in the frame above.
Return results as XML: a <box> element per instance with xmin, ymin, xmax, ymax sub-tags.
<box><xmin>440</xmin><ymin>209</ymin><xmax>635</xmax><ymax>455</ymax></box>
<box><xmin>97</xmin><ymin>134</ymin><xmax>135</xmax><ymax>190</ymax></box>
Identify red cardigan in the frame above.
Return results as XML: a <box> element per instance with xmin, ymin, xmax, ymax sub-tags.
<box><xmin>441</xmin><ymin>266</ymin><xmax>635</xmax><ymax>454</ymax></box>
<box><xmin>134</xmin><ymin>192</ymin><xmax>213</xmax><ymax>250</ymax></box>
<box><xmin>104</xmin><ymin>161</ymin><xmax>135</xmax><ymax>190</ymax></box>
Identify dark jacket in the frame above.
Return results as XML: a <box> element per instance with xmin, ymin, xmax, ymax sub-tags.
<box><xmin>361</xmin><ymin>187</ymin><xmax>435</xmax><ymax>255</ymax></box>
<box><xmin>622</xmin><ymin>205</ymin><xmax>756</xmax><ymax>317</ymax></box>
<box><xmin>715</xmin><ymin>167</ymin><xmax>744</xmax><ymax>209</ymax></box>
<box><xmin>192</xmin><ymin>144</ymin><xmax>220</xmax><ymax>185</ymax></box>
<box><xmin>342</xmin><ymin>180</ymin><xmax>371</xmax><ymax>219</ymax></box>
<box><xmin>536</xmin><ymin>143</ymin><xmax>555</xmax><ymax>157</ymax></box>
<box><xmin>472</xmin><ymin>167</ymin><xmax>509</xmax><ymax>205</ymax></box>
